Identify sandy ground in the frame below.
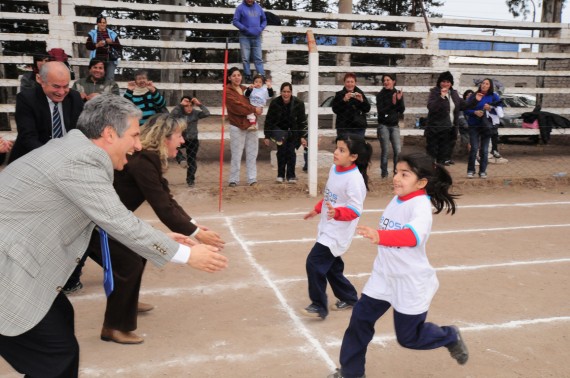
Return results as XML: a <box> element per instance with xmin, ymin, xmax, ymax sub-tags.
<box><xmin>1</xmin><ymin>167</ymin><xmax>569</xmax><ymax>377</ymax></box>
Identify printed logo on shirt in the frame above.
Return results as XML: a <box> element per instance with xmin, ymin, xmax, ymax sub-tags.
<box><xmin>379</xmin><ymin>215</ymin><xmax>403</xmax><ymax>230</ymax></box>
<box><xmin>324</xmin><ymin>187</ymin><xmax>338</xmax><ymax>205</ymax></box>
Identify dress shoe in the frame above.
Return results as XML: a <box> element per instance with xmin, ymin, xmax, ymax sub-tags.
<box><xmin>137</xmin><ymin>302</ymin><xmax>154</xmax><ymax>313</ymax></box>
<box><xmin>100</xmin><ymin>327</ymin><xmax>144</xmax><ymax>344</ymax></box>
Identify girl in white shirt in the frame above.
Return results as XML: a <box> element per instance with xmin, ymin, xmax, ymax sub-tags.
<box><xmin>329</xmin><ymin>153</ymin><xmax>468</xmax><ymax>378</ymax></box>
<box><xmin>302</xmin><ymin>135</ymin><xmax>372</xmax><ymax>320</ymax></box>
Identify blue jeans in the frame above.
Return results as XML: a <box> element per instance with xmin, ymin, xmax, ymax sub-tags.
<box><xmin>105</xmin><ymin>60</ymin><xmax>117</xmax><ymax>81</ymax></box>
<box><xmin>338</xmin><ymin>294</ymin><xmax>457</xmax><ymax>378</ymax></box>
<box><xmin>377</xmin><ymin>125</ymin><xmax>401</xmax><ymax>177</ymax></box>
<box><xmin>239</xmin><ymin>34</ymin><xmax>264</xmax><ymax>77</ymax></box>
<box><xmin>467</xmin><ymin>126</ymin><xmax>490</xmax><ymax>174</ymax></box>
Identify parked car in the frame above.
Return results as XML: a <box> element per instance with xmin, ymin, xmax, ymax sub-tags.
<box><xmin>500</xmin><ymin>94</ymin><xmax>536</xmax><ymax>128</ymax></box>
<box><xmin>318</xmin><ymin>94</ymin><xmax>378</xmax><ymax>129</ymax></box>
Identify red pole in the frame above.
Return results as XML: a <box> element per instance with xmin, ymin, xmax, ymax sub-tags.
<box><xmin>218</xmin><ymin>39</ymin><xmax>229</xmax><ymax>212</ymax></box>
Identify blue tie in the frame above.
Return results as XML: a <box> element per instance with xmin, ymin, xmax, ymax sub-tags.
<box><xmin>99</xmin><ymin>228</ymin><xmax>114</xmax><ymax>297</ymax></box>
<box><xmin>52</xmin><ymin>103</ymin><xmax>63</xmax><ymax>138</ymax></box>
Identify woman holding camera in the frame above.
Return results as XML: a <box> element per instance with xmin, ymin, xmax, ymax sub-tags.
<box><xmin>376</xmin><ymin>73</ymin><xmax>405</xmax><ymax>178</ymax></box>
<box><xmin>331</xmin><ymin>73</ymin><xmax>371</xmax><ymax>138</ymax></box>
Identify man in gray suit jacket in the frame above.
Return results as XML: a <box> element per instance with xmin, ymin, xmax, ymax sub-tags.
<box><xmin>0</xmin><ymin>94</ymin><xmax>228</xmax><ymax>377</ymax></box>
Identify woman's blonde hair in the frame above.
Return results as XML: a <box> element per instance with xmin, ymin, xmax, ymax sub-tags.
<box><xmin>139</xmin><ymin>113</ymin><xmax>186</xmax><ymax>171</ymax></box>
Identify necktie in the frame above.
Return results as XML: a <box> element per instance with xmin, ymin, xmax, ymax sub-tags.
<box><xmin>99</xmin><ymin>228</ymin><xmax>114</xmax><ymax>297</ymax></box>
<box><xmin>52</xmin><ymin>103</ymin><xmax>63</xmax><ymax>138</ymax></box>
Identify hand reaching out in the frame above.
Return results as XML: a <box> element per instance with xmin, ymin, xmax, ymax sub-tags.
<box><xmin>356</xmin><ymin>226</ymin><xmax>380</xmax><ymax>244</ymax></box>
<box><xmin>303</xmin><ymin>209</ymin><xmax>318</xmax><ymax>220</ymax></box>
<box><xmin>195</xmin><ymin>229</ymin><xmax>226</xmax><ymax>249</ymax></box>
<box><xmin>187</xmin><ymin>244</ymin><xmax>228</xmax><ymax>273</ymax></box>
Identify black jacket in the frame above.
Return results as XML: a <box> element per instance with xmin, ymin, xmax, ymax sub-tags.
<box><xmin>264</xmin><ymin>96</ymin><xmax>307</xmax><ymax>144</ymax></box>
<box><xmin>376</xmin><ymin>88</ymin><xmax>405</xmax><ymax>126</ymax></box>
<box><xmin>9</xmin><ymin>86</ymin><xmax>83</xmax><ymax>163</ymax></box>
<box><xmin>426</xmin><ymin>87</ymin><xmax>476</xmax><ymax>132</ymax></box>
<box><xmin>331</xmin><ymin>86</ymin><xmax>371</xmax><ymax>132</ymax></box>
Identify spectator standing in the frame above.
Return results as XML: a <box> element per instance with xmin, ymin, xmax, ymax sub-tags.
<box><xmin>244</xmin><ymin>75</ymin><xmax>274</xmax><ymax>131</ymax></box>
<box><xmin>72</xmin><ymin>58</ymin><xmax>120</xmax><ymax>102</ymax></box>
<box><xmin>332</xmin><ymin>73</ymin><xmax>371</xmax><ymax>138</ymax></box>
<box><xmin>225</xmin><ymin>67</ymin><xmax>262</xmax><ymax>187</ymax></box>
<box><xmin>464</xmin><ymin>78</ymin><xmax>500</xmax><ymax>179</ymax></box>
<box><xmin>9</xmin><ymin>61</ymin><xmax>84</xmax><ymax>164</ymax></box>
<box><xmin>86</xmin><ymin>15</ymin><xmax>122</xmax><ymax>81</ymax></box>
<box><xmin>425</xmin><ymin>71</ymin><xmax>476</xmax><ymax>166</ymax></box>
<box><xmin>263</xmin><ymin>82</ymin><xmax>307</xmax><ymax>184</ymax></box>
<box><xmin>376</xmin><ymin>73</ymin><xmax>405</xmax><ymax>178</ymax></box>
<box><xmin>232</xmin><ymin>0</ymin><xmax>267</xmax><ymax>83</ymax></box>
<box><xmin>171</xmin><ymin>96</ymin><xmax>211</xmax><ymax>187</ymax></box>
<box><xmin>19</xmin><ymin>52</ymin><xmax>51</xmax><ymax>92</ymax></box>
<box><xmin>123</xmin><ymin>69</ymin><xmax>166</xmax><ymax>126</ymax></box>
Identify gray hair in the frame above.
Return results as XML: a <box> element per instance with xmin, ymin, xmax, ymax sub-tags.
<box><xmin>77</xmin><ymin>94</ymin><xmax>142</xmax><ymax>138</ymax></box>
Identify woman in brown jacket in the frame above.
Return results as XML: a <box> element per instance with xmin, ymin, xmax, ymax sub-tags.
<box><xmin>88</xmin><ymin>114</ymin><xmax>226</xmax><ymax>344</ymax></box>
<box><xmin>226</xmin><ymin>67</ymin><xmax>262</xmax><ymax>186</ymax></box>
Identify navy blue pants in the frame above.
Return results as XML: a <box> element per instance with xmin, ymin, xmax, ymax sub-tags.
<box><xmin>339</xmin><ymin>294</ymin><xmax>457</xmax><ymax>378</ymax></box>
<box><xmin>305</xmin><ymin>242</ymin><xmax>358</xmax><ymax>318</ymax></box>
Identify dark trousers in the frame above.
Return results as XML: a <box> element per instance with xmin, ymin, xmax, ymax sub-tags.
<box><xmin>276</xmin><ymin>138</ymin><xmax>297</xmax><ymax>180</ymax></box>
<box><xmin>86</xmin><ymin>230</ymin><xmax>147</xmax><ymax>331</ymax></box>
<box><xmin>339</xmin><ymin>294</ymin><xmax>457</xmax><ymax>378</ymax></box>
<box><xmin>0</xmin><ymin>293</ymin><xmax>79</xmax><ymax>378</ymax></box>
<box><xmin>185</xmin><ymin>138</ymin><xmax>199</xmax><ymax>184</ymax></box>
<box><xmin>305</xmin><ymin>242</ymin><xmax>358</xmax><ymax>318</ymax></box>
<box><xmin>425</xmin><ymin>126</ymin><xmax>454</xmax><ymax>163</ymax></box>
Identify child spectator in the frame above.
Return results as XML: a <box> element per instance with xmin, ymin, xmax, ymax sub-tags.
<box><xmin>329</xmin><ymin>153</ymin><xmax>468</xmax><ymax>378</ymax></box>
<box><xmin>302</xmin><ymin>135</ymin><xmax>372</xmax><ymax>320</ymax></box>
<box><xmin>124</xmin><ymin>69</ymin><xmax>166</xmax><ymax>125</ymax></box>
<box><xmin>171</xmin><ymin>96</ymin><xmax>211</xmax><ymax>187</ymax></box>
<box><xmin>244</xmin><ymin>74</ymin><xmax>274</xmax><ymax>131</ymax></box>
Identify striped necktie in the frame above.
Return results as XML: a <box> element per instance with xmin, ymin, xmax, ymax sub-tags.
<box><xmin>99</xmin><ymin>228</ymin><xmax>114</xmax><ymax>297</ymax></box>
<box><xmin>52</xmin><ymin>103</ymin><xmax>63</xmax><ymax>138</ymax></box>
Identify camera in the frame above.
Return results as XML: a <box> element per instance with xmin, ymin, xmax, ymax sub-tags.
<box><xmin>350</xmin><ymin>92</ymin><xmax>356</xmax><ymax>98</ymax></box>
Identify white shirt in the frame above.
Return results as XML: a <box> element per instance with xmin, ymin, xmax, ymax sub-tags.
<box><xmin>362</xmin><ymin>194</ymin><xmax>439</xmax><ymax>315</ymax></box>
<box><xmin>316</xmin><ymin>165</ymin><xmax>366</xmax><ymax>257</ymax></box>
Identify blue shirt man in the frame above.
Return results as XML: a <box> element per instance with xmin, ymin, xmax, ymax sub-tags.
<box><xmin>232</xmin><ymin>0</ymin><xmax>267</xmax><ymax>82</ymax></box>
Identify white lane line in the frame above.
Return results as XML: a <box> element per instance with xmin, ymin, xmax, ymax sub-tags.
<box><xmin>245</xmin><ymin>223</ymin><xmax>570</xmax><ymax>245</ymax></box>
<box><xmin>225</xmin><ymin>216</ymin><xmax>337</xmax><ymax>370</ymax></box>
<box><xmin>324</xmin><ymin>316</ymin><xmax>570</xmax><ymax>348</ymax></box>
<box><xmin>68</xmin><ymin>258</ymin><xmax>570</xmax><ymax>303</ymax></box>
<box><xmin>141</xmin><ymin>200</ymin><xmax>570</xmax><ymax>223</ymax></box>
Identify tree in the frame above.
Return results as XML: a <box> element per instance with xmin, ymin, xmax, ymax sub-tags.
<box><xmin>506</xmin><ymin>0</ymin><xmax>566</xmax><ymax>21</ymax></box>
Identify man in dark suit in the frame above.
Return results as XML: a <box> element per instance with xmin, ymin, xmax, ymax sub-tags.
<box><xmin>8</xmin><ymin>61</ymin><xmax>84</xmax><ymax>163</ymax></box>
<box><xmin>0</xmin><ymin>94</ymin><xmax>228</xmax><ymax>377</ymax></box>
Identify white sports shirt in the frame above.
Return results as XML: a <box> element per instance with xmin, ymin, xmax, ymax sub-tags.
<box><xmin>316</xmin><ymin>165</ymin><xmax>366</xmax><ymax>257</ymax></box>
<box><xmin>362</xmin><ymin>193</ymin><xmax>439</xmax><ymax>315</ymax></box>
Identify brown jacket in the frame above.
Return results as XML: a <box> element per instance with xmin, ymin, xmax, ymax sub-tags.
<box><xmin>226</xmin><ymin>84</ymin><xmax>257</xmax><ymax>130</ymax></box>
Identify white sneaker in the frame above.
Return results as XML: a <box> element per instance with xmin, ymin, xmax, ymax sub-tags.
<box><xmin>275</xmin><ymin>177</ymin><xmax>284</xmax><ymax>183</ymax></box>
<box><xmin>467</xmin><ymin>172</ymin><xmax>475</xmax><ymax>179</ymax></box>
<box><xmin>287</xmin><ymin>178</ymin><xmax>297</xmax><ymax>184</ymax></box>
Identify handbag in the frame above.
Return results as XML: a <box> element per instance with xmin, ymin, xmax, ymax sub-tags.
<box><xmin>108</xmin><ymin>46</ymin><xmax>121</xmax><ymax>61</ymax></box>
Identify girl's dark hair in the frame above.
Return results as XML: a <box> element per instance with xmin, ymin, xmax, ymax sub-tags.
<box><xmin>463</xmin><ymin>89</ymin><xmax>474</xmax><ymax>100</ymax></box>
<box><xmin>335</xmin><ymin>134</ymin><xmax>373</xmax><ymax>191</ymax></box>
<box><xmin>227</xmin><ymin>66</ymin><xmax>241</xmax><ymax>84</ymax></box>
<box><xmin>96</xmin><ymin>15</ymin><xmax>106</xmax><ymax>24</ymax></box>
<box><xmin>478</xmin><ymin>78</ymin><xmax>494</xmax><ymax>95</ymax></box>
<box><xmin>398</xmin><ymin>153</ymin><xmax>459</xmax><ymax>215</ymax></box>
<box><xmin>280</xmin><ymin>82</ymin><xmax>292</xmax><ymax>92</ymax></box>
<box><xmin>382</xmin><ymin>73</ymin><xmax>396</xmax><ymax>82</ymax></box>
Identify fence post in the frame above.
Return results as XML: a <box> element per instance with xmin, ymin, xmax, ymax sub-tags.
<box><xmin>306</xmin><ymin>30</ymin><xmax>318</xmax><ymax>197</ymax></box>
